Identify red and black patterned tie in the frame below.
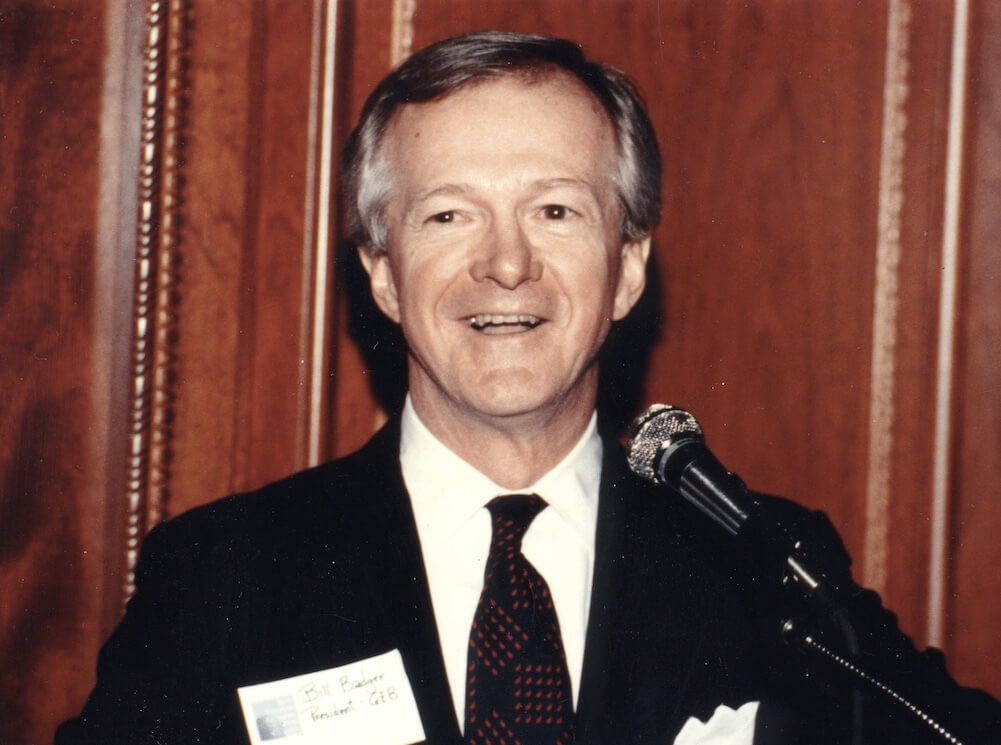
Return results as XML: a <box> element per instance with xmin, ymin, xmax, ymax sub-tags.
<box><xmin>464</xmin><ymin>495</ymin><xmax>574</xmax><ymax>745</ymax></box>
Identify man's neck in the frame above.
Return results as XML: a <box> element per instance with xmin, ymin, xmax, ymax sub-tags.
<box><xmin>407</xmin><ymin>392</ymin><xmax>597</xmax><ymax>490</ymax></box>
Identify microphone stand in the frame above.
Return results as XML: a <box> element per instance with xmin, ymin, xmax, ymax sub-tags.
<box><xmin>734</xmin><ymin>506</ymin><xmax>965</xmax><ymax>745</ymax></box>
<box><xmin>780</xmin><ymin>617</ymin><xmax>962</xmax><ymax>745</ymax></box>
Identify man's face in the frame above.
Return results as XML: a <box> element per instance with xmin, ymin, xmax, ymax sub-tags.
<box><xmin>361</xmin><ymin>74</ymin><xmax>649</xmax><ymax>433</ymax></box>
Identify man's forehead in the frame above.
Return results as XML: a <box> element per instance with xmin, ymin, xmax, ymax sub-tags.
<box><xmin>365</xmin><ymin>72</ymin><xmax>623</xmax><ymax>238</ymax></box>
<box><xmin>383</xmin><ymin>70</ymin><xmax>613</xmax><ymax>140</ymax></box>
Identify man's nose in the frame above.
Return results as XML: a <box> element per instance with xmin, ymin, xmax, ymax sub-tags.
<box><xmin>470</xmin><ymin>218</ymin><xmax>543</xmax><ymax>289</ymax></box>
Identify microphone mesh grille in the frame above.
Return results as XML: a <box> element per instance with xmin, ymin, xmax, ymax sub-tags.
<box><xmin>627</xmin><ymin>404</ymin><xmax>704</xmax><ymax>482</ymax></box>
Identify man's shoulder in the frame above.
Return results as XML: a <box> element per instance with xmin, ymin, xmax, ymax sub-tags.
<box><xmin>600</xmin><ymin>436</ymin><xmax>855</xmax><ymax>615</ymax></box>
<box><xmin>143</xmin><ymin>422</ymin><xmax>403</xmax><ymax>559</ymax></box>
<box><xmin>604</xmin><ymin>437</ymin><xmax>846</xmax><ymax>558</ymax></box>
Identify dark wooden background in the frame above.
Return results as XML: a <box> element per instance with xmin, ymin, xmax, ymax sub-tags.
<box><xmin>2</xmin><ymin>1</ymin><xmax>999</xmax><ymax>743</ymax></box>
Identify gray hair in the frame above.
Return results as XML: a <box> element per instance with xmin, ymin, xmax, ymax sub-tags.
<box><xmin>342</xmin><ymin>31</ymin><xmax>662</xmax><ymax>253</ymax></box>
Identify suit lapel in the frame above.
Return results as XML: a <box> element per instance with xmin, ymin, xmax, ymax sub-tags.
<box><xmin>302</xmin><ymin>422</ymin><xmax>462</xmax><ymax>744</ymax></box>
<box><xmin>575</xmin><ymin>441</ymin><xmax>683</xmax><ymax>743</ymax></box>
<box><xmin>575</xmin><ymin>440</ymin><xmax>732</xmax><ymax>744</ymax></box>
<box><xmin>575</xmin><ymin>444</ymin><xmax>629</xmax><ymax>732</ymax></box>
<box><xmin>369</xmin><ymin>441</ymin><xmax>463</xmax><ymax>744</ymax></box>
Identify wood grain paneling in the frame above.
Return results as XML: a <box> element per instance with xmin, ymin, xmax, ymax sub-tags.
<box><xmin>870</xmin><ymin>0</ymin><xmax>955</xmax><ymax>644</ymax></box>
<box><xmin>165</xmin><ymin>0</ymin><xmax>318</xmax><ymax>514</ymax></box>
<box><xmin>948</xmin><ymin>0</ymin><xmax>1001</xmax><ymax>695</ymax></box>
<box><xmin>638</xmin><ymin>0</ymin><xmax>885</xmax><ymax>557</ymax></box>
<box><xmin>0</xmin><ymin>3</ymin><xmax>114</xmax><ymax>742</ymax></box>
<box><xmin>329</xmin><ymin>0</ymin><xmax>400</xmax><ymax>457</ymax></box>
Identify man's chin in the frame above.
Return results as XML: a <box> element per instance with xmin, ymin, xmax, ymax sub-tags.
<box><xmin>408</xmin><ymin>362</ymin><xmax>597</xmax><ymax>432</ymax></box>
<box><xmin>455</xmin><ymin>384</ymin><xmax>592</xmax><ymax>430</ymax></box>
<box><xmin>415</xmin><ymin>387</ymin><xmax>558</xmax><ymax>428</ymax></box>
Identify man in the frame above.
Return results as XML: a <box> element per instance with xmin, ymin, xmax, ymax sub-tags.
<box><xmin>58</xmin><ymin>31</ymin><xmax>999</xmax><ymax>745</ymax></box>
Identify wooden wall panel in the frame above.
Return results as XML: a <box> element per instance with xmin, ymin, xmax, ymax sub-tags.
<box><xmin>166</xmin><ymin>0</ymin><xmax>318</xmax><ymax>515</ymax></box>
<box><xmin>162</xmin><ymin>0</ymin><xmax>256</xmax><ymax>510</ymax></box>
<box><xmin>638</xmin><ymin>0</ymin><xmax>885</xmax><ymax>560</ymax></box>
<box><xmin>235</xmin><ymin>0</ymin><xmax>317</xmax><ymax>479</ymax></box>
<box><xmin>949</xmin><ymin>0</ymin><xmax>1001</xmax><ymax>695</ymax></box>
<box><xmin>0</xmin><ymin>3</ymin><xmax>114</xmax><ymax>742</ymax></box>
<box><xmin>879</xmin><ymin>0</ymin><xmax>954</xmax><ymax>650</ymax></box>
<box><xmin>328</xmin><ymin>0</ymin><xmax>398</xmax><ymax>458</ymax></box>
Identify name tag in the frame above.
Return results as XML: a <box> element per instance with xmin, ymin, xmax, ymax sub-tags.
<box><xmin>237</xmin><ymin>649</ymin><xmax>426</xmax><ymax>745</ymax></box>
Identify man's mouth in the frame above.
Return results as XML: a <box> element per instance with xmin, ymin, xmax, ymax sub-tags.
<box><xmin>467</xmin><ymin>313</ymin><xmax>543</xmax><ymax>334</ymax></box>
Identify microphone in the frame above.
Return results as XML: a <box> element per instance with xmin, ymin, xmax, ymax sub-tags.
<box><xmin>627</xmin><ymin>404</ymin><xmax>752</xmax><ymax>536</ymax></box>
<box><xmin>626</xmin><ymin>404</ymin><xmax>839</xmax><ymax>607</ymax></box>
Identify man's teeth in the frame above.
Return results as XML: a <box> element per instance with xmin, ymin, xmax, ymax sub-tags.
<box><xmin>468</xmin><ymin>313</ymin><xmax>542</xmax><ymax>330</ymax></box>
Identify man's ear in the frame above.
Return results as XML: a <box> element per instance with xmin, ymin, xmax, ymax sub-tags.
<box><xmin>612</xmin><ymin>236</ymin><xmax>651</xmax><ymax>321</ymax></box>
<box><xmin>358</xmin><ymin>247</ymin><xmax>401</xmax><ymax>323</ymax></box>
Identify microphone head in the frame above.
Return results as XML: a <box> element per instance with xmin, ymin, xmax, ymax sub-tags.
<box><xmin>627</xmin><ymin>404</ymin><xmax>704</xmax><ymax>483</ymax></box>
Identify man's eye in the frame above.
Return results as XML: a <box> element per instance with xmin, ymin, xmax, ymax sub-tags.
<box><xmin>430</xmin><ymin>211</ymin><xmax>456</xmax><ymax>223</ymax></box>
<box><xmin>541</xmin><ymin>205</ymin><xmax>570</xmax><ymax>220</ymax></box>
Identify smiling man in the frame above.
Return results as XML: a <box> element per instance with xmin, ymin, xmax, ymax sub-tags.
<box><xmin>59</xmin><ymin>31</ymin><xmax>1000</xmax><ymax>745</ymax></box>
<box><xmin>358</xmin><ymin>72</ymin><xmax>648</xmax><ymax>488</ymax></box>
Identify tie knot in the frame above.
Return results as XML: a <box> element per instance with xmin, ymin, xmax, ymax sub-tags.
<box><xmin>486</xmin><ymin>494</ymin><xmax>546</xmax><ymax>550</ymax></box>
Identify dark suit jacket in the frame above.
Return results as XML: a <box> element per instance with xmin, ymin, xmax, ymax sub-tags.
<box><xmin>57</xmin><ymin>420</ymin><xmax>1000</xmax><ymax>744</ymax></box>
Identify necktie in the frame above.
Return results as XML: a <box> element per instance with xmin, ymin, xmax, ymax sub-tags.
<box><xmin>464</xmin><ymin>495</ymin><xmax>574</xmax><ymax>745</ymax></box>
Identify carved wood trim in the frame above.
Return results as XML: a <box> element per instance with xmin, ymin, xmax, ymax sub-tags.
<box><xmin>122</xmin><ymin>0</ymin><xmax>188</xmax><ymax>605</ymax></box>
<box><xmin>390</xmin><ymin>0</ymin><xmax>416</xmax><ymax>67</ymax></box>
<box><xmin>927</xmin><ymin>0</ymin><xmax>971</xmax><ymax>649</ymax></box>
<box><xmin>863</xmin><ymin>0</ymin><xmax>911</xmax><ymax>598</ymax></box>
<box><xmin>303</xmin><ymin>0</ymin><xmax>340</xmax><ymax>468</ymax></box>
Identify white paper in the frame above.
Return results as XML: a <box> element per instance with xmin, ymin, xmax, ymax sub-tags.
<box><xmin>673</xmin><ymin>700</ymin><xmax>759</xmax><ymax>745</ymax></box>
<box><xmin>237</xmin><ymin>649</ymin><xmax>426</xmax><ymax>745</ymax></box>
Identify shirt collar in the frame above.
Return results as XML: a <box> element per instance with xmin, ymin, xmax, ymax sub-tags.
<box><xmin>400</xmin><ymin>396</ymin><xmax>602</xmax><ymax>562</ymax></box>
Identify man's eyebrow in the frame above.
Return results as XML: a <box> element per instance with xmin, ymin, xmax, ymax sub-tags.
<box><xmin>411</xmin><ymin>178</ymin><xmax>601</xmax><ymax>205</ymax></box>
<box><xmin>530</xmin><ymin>177</ymin><xmax>601</xmax><ymax>193</ymax></box>
<box><xmin>410</xmin><ymin>183</ymin><xmax>476</xmax><ymax>205</ymax></box>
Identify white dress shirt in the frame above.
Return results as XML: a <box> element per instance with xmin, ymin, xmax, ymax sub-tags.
<box><xmin>399</xmin><ymin>397</ymin><xmax>601</xmax><ymax>727</ymax></box>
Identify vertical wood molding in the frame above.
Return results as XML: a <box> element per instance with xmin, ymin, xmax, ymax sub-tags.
<box><xmin>390</xmin><ymin>0</ymin><xmax>417</xmax><ymax>67</ymax></box>
<box><xmin>301</xmin><ymin>0</ymin><xmax>340</xmax><ymax>468</ymax></box>
<box><xmin>864</xmin><ymin>0</ymin><xmax>912</xmax><ymax>595</ymax></box>
<box><xmin>296</xmin><ymin>0</ymin><xmax>323</xmax><ymax>467</ymax></box>
<box><xmin>383</xmin><ymin>0</ymin><xmax>417</xmax><ymax>433</ymax></box>
<box><xmin>361</xmin><ymin>0</ymin><xmax>414</xmax><ymax>437</ymax></box>
<box><xmin>928</xmin><ymin>0</ymin><xmax>970</xmax><ymax>648</ymax></box>
<box><xmin>122</xmin><ymin>0</ymin><xmax>188</xmax><ymax>604</ymax></box>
